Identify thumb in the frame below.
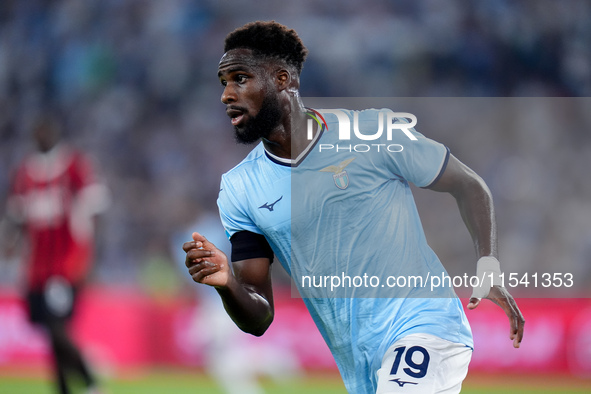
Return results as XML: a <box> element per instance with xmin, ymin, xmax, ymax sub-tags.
<box><xmin>192</xmin><ymin>232</ymin><xmax>204</xmax><ymax>242</ymax></box>
<box><xmin>192</xmin><ymin>232</ymin><xmax>216</xmax><ymax>251</ymax></box>
<box><xmin>192</xmin><ymin>232</ymin><xmax>212</xmax><ymax>246</ymax></box>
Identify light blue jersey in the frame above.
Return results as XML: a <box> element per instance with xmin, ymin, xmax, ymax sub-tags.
<box><xmin>218</xmin><ymin>108</ymin><xmax>472</xmax><ymax>394</ymax></box>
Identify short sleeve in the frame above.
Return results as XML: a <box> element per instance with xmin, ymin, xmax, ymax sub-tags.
<box><xmin>71</xmin><ymin>152</ymin><xmax>98</xmax><ymax>192</ymax></box>
<box><xmin>377</xmin><ymin>111</ymin><xmax>450</xmax><ymax>187</ymax></box>
<box><xmin>217</xmin><ymin>174</ymin><xmax>262</xmax><ymax>240</ymax></box>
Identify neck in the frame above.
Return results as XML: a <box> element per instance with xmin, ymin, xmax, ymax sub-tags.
<box><xmin>262</xmin><ymin>93</ymin><xmax>311</xmax><ymax>160</ymax></box>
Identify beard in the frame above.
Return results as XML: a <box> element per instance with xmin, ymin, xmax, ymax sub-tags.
<box><xmin>234</xmin><ymin>94</ymin><xmax>282</xmax><ymax>145</ymax></box>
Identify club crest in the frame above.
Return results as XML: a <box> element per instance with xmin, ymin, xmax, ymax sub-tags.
<box><xmin>319</xmin><ymin>157</ymin><xmax>355</xmax><ymax>190</ymax></box>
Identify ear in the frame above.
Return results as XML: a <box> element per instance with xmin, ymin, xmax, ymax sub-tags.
<box><xmin>275</xmin><ymin>69</ymin><xmax>291</xmax><ymax>91</ymax></box>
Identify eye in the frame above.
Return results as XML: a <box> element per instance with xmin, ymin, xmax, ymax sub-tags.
<box><xmin>236</xmin><ymin>74</ymin><xmax>248</xmax><ymax>84</ymax></box>
<box><xmin>220</xmin><ymin>79</ymin><xmax>227</xmax><ymax>87</ymax></box>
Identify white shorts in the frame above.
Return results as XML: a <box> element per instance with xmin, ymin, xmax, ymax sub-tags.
<box><xmin>375</xmin><ymin>333</ymin><xmax>472</xmax><ymax>394</ymax></box>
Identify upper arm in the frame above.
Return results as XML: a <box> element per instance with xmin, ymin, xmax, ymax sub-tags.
<box><xmin>427</xmin><ymin>154</ymin><xmax>487</xmax><ymax>195</ymax></box>
<box><xmin>229</xmin><ymin>230</ymin><xmax>275</xmax><ymax>314</ymax></box>
<box><xmin>427</xmin><ymin>154</ymin><xmax>497</xmax><ymax>256</ymax></box>
<box><xmin>217</xmin><ymin>174</ymin><xmax>276</xmax><ymax>320</ymax></box>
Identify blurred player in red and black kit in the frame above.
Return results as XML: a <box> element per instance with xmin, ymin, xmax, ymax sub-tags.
<box><xmin>0</xmin><ymin>114</ymin><xmax>109</xmax><ymax>394</ymax></box>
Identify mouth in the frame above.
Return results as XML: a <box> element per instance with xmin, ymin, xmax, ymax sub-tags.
<box><xmin>226</xmin><ymin>107</ymin><xmax>246</xmax><ymax>127</ymax></box>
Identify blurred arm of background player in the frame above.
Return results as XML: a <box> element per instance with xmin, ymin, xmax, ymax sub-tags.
<box><xmin>0</xmin><ymin>216</ymin><xmax>23</xmax><ymax>263</ymax></box>
<box><xmin>428</xmin><ymin>153</ymin><xmax>525</xmax><ymax>348</ymax></box>
<box><xmin>183</xmin><ymin>232</ymin><xmax>274</xmax><ymax>336</ymax></box>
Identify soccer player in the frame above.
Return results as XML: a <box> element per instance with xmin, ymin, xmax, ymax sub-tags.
<box><xmin>1</xmin><ymin>114</ymin><xmax>109</xmax><ymax>394</ymax></box>
<box><xmin>183</xmin><ymin>21</ymin><xmax>524</xmax><ymax>393</ymax></box>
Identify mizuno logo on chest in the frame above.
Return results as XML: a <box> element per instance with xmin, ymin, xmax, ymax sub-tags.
<box><xmin>259</xmin><ymin>196</ymin><xmax>283</xmax><ymax>211</ymax></box>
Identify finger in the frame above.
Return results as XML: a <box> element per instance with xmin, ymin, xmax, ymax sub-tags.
<box><xmin>513</xmin><ymin>335</ymin><xmax>521</xmax><ymax>348</ymax></box>
<box><xmin>185</xmin><ymin>256</ymin><xmax>208</xmax><ymax>269</ymax></box>
<box><xmin>510</xmin><ymin>324</ymin><xmax>521</xmax><ymax>348</ymax></box>
<box><xmin>512</xmin><ymin>314</ymin><xmax>525</xmax><ymax>348</ymax></box>
<box><xmin>495</xmin><ymin>289</ymin><xmax>524</xmax><ymax>348</ymax></box>
<box><xmin>467</xmin><ymin>297</ymin><xmax>480</xmax><ymax>310</ymax></box>
<box><xmin>182</xmin><ymin>240</ymin><xmax>204</xmax><ymax>252</ymax></box>
<box><xmin>189</xmin><ymin>262</ymin><xmax>221</xmax><ymax>283</ymax></box>
<box><xmin>182</xmin><ymin>241</ymin><xmax>196</xmax><ymax>252</ymax></box>
<box><xmin>186</xmin><ymin>248</ymin><xmax>216</xmax><ymax>261</ymax></box>
<box><xmin>192</xmin><ymin>231</ymin><xmax>220</xmax><ymax>252</ymax></box>
<box><xmin>185</xmin><ymin>251</ymin><xmax>216</xmax><ymax>269</ymax></box>
<box><xmin>192</xmin><ymin>231</ymin><xmax>207</xmax><ymax>243</ymax></box>
<box><xmin>188</xmin><ymin>260</ymin><xmax>217</xmax><ymax>275</ymax></box>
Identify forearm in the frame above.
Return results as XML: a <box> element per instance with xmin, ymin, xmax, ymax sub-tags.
<box><xmin>0</xmin><ymin>217</ymin><xmax>22</xmax><ymax>255</ymax></box>
<box><xmin>451</xmin><ymin>169</ymin><xmax>497</xmax><ymax>258</ymax></box>
<box><xmin>215</xmin><ymin>276</ymin><xmax>274</xmax><ymax>336</ymax></box>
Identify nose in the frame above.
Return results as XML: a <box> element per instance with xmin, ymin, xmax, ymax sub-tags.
<box><xmin>221</xmin><ymin>84</ymin><xmax>236</xmax><ymax>104</ymax></box>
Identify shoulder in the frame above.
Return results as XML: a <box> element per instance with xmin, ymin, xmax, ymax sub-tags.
<box><xmin>222</xmin><ymin>143</ymin><xmax>265</xmax><ymax>176</ymax></box>
<box><xmin>220</xmin><ymin>143</ymin><xmax>267</xmax><ymax>193</ymax></box>
<box><xmin>63</xmin><ymin>147</ymin><xmax>99</xmax><ymax>180</ymax></box>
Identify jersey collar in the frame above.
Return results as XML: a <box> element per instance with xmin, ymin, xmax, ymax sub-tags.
<box><xmin>264</xmin><ymin>109</ymin><xmax>325</xmax><ymax>167</ymax></box>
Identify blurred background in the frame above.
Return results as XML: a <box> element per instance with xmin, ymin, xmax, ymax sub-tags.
<box><xmin>1</xmin><ymin>0</ymin><xmax>591</xmax><ymax>392</ymax></box>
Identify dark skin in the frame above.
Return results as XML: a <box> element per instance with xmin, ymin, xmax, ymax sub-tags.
<box><xmin>34</xmin><ymin>119</ymin><xmax>62</xmax><ymax>153</ymax></box>
<box><xmin>429</xmin><ymin>154</ymin><xmax>525</xmax><ymax>348</ymax></box>
<box><xmin>217</xmin><ymin>48</ymin><xmax>311</xmax><ymax>158</ymax></box>
<box><xmin>184</xmin><ymin>48</ymin><xmax>525</xmax><ymax>346</ymax></box>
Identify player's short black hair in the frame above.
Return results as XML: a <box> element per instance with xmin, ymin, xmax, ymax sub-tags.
<box><xmin>224</xmin><ymin>21</ymin><xmax>308</xmax><ymax>75</ymax></box>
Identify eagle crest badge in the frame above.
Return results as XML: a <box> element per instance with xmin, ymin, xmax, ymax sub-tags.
<box><xmin>319</xmin><ymin>157</ymin><xmax>356</xmax><ymax>190</ymax></box>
